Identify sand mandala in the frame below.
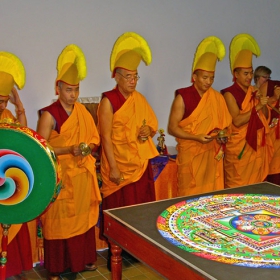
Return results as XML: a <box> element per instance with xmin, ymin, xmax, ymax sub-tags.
<box><xmin>157</xmin><ymin>194</ymin><xmax>280</xmax><ymax>268</ymax></box>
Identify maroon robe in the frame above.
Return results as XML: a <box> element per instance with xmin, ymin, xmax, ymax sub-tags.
<box><xmin>5</xmin><ymin>224</ymin><xmax>33</xmax><ymax>277</ymax></box>
<box><xmin>39</xmin><ymin>99</ymin><xmax>69</xmax><ymax>133</ymax></box>
<box><xmin>221</xmin><ymin>82</ymin><xmax>248</xmax><ymax>110</ymax></box>
<box><xmin>175</xmin><ymin>85</ymin><xmax>201</xmax><ymax>120</ymax></box>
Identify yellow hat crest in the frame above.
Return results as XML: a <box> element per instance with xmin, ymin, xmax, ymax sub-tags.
<box><xmin>110</xmin><ymin>32</ymin><xmax>152</xmax><ymax>77</ymax></box>
<box><xmin>0</xmin><ymin>52</ymin><xmax>25</xmax><ymax>96</ymax></box>
<box><xmin>230</xmin><ymin>33</ymin><xmax>261</xmax><ymax>73</ymax></box>
<box><xmin>192</xmin><ymin>36</ymin><xmax>226</xmax><ymax>73</ymax></box>
<box><xmin>56</xmin><ymin>44</ymin><xmax>87</xmax><ymax>85</ymax></box>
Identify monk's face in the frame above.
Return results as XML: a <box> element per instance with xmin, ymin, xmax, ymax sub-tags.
<box><xmin>193</xmin><ymin>70</ymin><xmax>214</xmax><ymax>95</ymax></box>
<box><xmin>115</xmin><ymin>69</ymin><xmax>138</xmax><ymax>97</ymax></box>
<box><xmin>234</xmin><ymin>68</ymin><xmax>253</xmax><ymax>89</ymax></box>
<box><xmin>0</xmin><ymin>95</ymin><xmax>9</xmax><ymax>115</ymax></box>
<box><xmin>56</xmin><ymin>82</ymin><xmax>79</xmax><ymax>107</ymax></box>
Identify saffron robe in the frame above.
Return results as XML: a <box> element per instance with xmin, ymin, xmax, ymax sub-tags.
<box><xmin>99</xmin><ymin>89</ymin><xmax>159</xmax><ymax>198</ymax></box>
<box><xmin>40</xmin><ymin>102</ymin><xmax>101</xmax><ymax>239</ymax></box>
<box><xmin>221</xmin><ymin>83</ymin><xmax>274</xmax><ymax>188</ymax></box>
<box><xmin>175</xmin><ymin>86</ymin><xmax>232</xmax><ymax>196</ymax></box>
<box><xmin>0</xmin><ymin>108</ymin><xmax>16</xmax><ymax>122</ymax></box>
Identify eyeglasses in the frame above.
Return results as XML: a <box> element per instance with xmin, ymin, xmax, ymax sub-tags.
<box><xmin>117</xmin><ymin>72</ymin><xmax>140</xmax><ymax>82</ymax></box>
<box><xmin>261</xmin><ymin>76</ymin><xmax>271</xmax><ymax>79</ymax></box>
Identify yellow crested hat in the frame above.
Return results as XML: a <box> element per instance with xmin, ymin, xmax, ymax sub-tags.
<box><xmin>110</xmin><ymin>32</ymin><xmax>152</xmax><ymax>77</ymax></box>
<box><xmin>56</xmin><ymin>44</ymin><xmax>87</xmax><ymax>86</ymax></box>
<box><xmin>0</xmin><ymin>52</ymin><xmax>25</xmax><ymax>97</ymax></box>
<box><xmin>230</xmin><ymin>33</ymin><xmax>261</xmax><ymax>73</ymax></box>
<box><xmin>192</xmin><ymin>36</ymin><xmax>226</xmax><ymax>73</ymax></box>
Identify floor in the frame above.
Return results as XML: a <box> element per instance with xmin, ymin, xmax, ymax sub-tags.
<box><xmin>7</xmin><ymin>248</ymin><xmax>165</xmax><ymax>280</ymax></box>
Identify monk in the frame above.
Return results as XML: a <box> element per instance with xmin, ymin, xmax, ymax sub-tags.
<box><xmin>37</xmin><ymin>44</ymin><xmax>101</xmax><ymax>279</ymax></box>
<box><xmin>98</xmin><ymin>32</ymin><xmax>158</xmax><ymax>269</ymax></box>
<box><xmin>221</xmin><ymin>34</ymin><xmax>273</xmax><ymax>188</ymax></box>
<box><xmin>168</xmin><ymin>36</ymin><xmax>232</xmax><ymax>196</ymax></box>
<box><xmin>99</xmin><ymin>69</ymin><xmax>158</xmax><ymax>199</ymax></box>
<box><xmin>0</xmin><ymin>52</ymin><xmax>32</xmax><ymax>278</ymax></box>
<box><xmin>0</xmin><ymin>88</ymin><xmax>27</xmax><ymax>126</ymax></box>
<box><xmin>260</xmin><ymin>79</ymin><xmax>280</xmax><ymax>185</ymax></box>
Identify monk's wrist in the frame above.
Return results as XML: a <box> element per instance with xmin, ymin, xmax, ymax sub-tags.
<box><xmin>15</xmin><ymin>108</ymin><xmax>25</xmax><ymax>116</ymax></box>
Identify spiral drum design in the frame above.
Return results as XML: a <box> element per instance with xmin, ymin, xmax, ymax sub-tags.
<box><xmin>0</xmin><ymin>123</ymin><xmax>61</xmax><ymax>224</ymax></box>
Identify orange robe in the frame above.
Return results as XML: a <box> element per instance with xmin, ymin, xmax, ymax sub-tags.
<box><xmin>99</xmin><ymin>90</ymin><xmax>159</xmax><ymax>198</ymax></box>
<box><xmin>176</xmin><ymin>87</ymin><xmax>232</xmax><ymax>196</ymax></box>
<box><xmin>0</xmin><ymin>108</ymin><xmax>16</xmax><ymax>123</ymax></box>
<box><xmin>41</xmin><ymin>102</ymin><xmax>101</xmax><ymax>239</ymax></box>
<box><xmin>223</xmin><ymin>86</ymin><xmax>274</xmax><ymax>188</ymax></box>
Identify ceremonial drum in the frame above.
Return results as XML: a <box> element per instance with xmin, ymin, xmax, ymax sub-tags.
<box><xmin>0</xmin><ymin>123</ymin><xmax>61</xmax><ymax>224</ymax></box>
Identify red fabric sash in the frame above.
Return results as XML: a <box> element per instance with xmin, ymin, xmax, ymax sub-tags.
<box><xmin>246</xmin><ymin>106</ymin><xmax>265</xmax><ymax>151</ymax></box>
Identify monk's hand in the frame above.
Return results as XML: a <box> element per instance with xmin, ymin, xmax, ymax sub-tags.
<box><xmin>255</xmin><ymin>95</ymin><xmax>269</xmax><ymax>112</ymax></box>
<box><xmin>139</xmin><ymin>125</ymin><xmax>150</xmax><ymax>138</ymax></box>
<box><xmin>217</xmin><ymin>136</ymin><xmax>228</xmax><ymax>144</ymax></box>
<box><xmin>196</xmin><ymin>134</ymin><xmax>213</xmax><ymax>144</ymax></box>
<box><xmin>260</xmin><ymin>95</ymin><xmax>269</xmax><ymax>106</ymax></box>
<box><xmin>255</xmin><ymin>86</ymin><xmax>265</xmax><ymax>101</ymax></box>
<box><xmin>69</xmin><ymin>145</ymin><xmax>82</xmax><ymax>156</ymax></box>
<box><xmin>10</xmin><ymin>87</ymin><xmax>24</xmax><ymax>109</ymax></box>
<box><xmin>109</xmin><ymin>167</ymin><xmax>124</xmax><ymax>185</ymax></box>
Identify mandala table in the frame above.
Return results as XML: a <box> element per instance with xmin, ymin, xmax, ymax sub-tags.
<box><xmin>103</xmin><ymin>182</ymin><xmax>280</xmax><ymax>280</ymax></box>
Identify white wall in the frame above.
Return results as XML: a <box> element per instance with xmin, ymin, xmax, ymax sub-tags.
<box><xmin>1</xmin><ymin>0</ymin><xmax>280</xmax><ymax>147</ymax></box>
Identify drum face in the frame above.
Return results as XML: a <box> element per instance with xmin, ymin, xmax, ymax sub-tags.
<box><xmin>0</xmin><ymin>124</ymin><xmax>60</xmax><ymax>224</ymax></box>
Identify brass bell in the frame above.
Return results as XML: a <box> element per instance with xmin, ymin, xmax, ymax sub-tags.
<box><xmin>79</xmin><ymin>142</ymin><xmax>91</xmax><ymax>156</ymax></box>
